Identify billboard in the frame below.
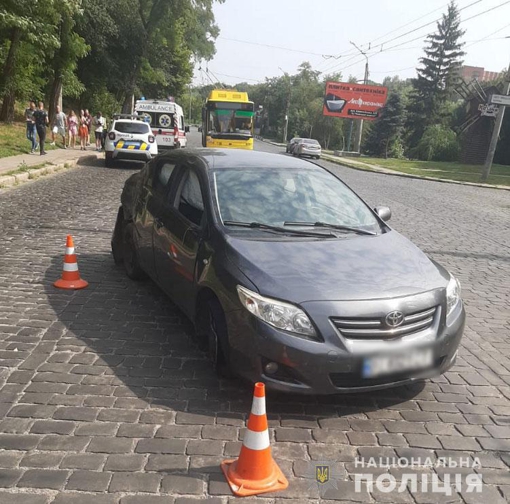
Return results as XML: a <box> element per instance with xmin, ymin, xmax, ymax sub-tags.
<box><xmin>323</xmin><ymin>81</ymin><xmax>388</xmax><ymax>120</ymax></box>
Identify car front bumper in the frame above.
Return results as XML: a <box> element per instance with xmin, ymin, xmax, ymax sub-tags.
<box><xmin>107</xmin><ymin>149</ymin><xmax>154</xmax><ymax>161</ymax></box>
<box><xmin>225</xmin><ymin>296</ymin><xmax>465</xmax><ymax>395</ymax></box>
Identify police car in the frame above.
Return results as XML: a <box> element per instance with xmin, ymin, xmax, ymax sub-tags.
<box><xmin>104</xmin><ymin>114</ymin><xmax>158</xmax><ymax>167</ymax></box>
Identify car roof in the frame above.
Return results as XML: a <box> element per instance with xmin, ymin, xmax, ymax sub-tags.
<box><xmin>157</xmin><ymin>148</ymin><xmax>322</xmax><ymax>171</ymax></box>
<box><xmin>113</xmin><ymin>119</ymin><xmax>149</xmax><ymax>124</ymax></box>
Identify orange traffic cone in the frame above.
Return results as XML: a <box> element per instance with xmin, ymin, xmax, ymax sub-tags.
<box><xmin>221</xmin><ymin>382</ymin><xmax>289</xmax><ymax>497</ymax></box>
<box><xmin>54</xmin><ymin>235</ymin><xmax>88</xmax><ymax>290</ymax></box>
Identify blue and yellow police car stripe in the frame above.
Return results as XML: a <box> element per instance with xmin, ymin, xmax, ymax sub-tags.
<box><xmin>115</xmin><ymin>140</ymin><xmax>149</xmax><ymax>151</ymax></box>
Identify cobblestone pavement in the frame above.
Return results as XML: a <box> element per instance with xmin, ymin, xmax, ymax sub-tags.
<box><xmin>0</xmin><ymin>134</ymin><xmax>509</xmax><ymax>503</ymax></box>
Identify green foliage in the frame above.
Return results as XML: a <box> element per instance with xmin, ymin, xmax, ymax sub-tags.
<box><xmin>1</xmin><ymin>0</ymin><xmax>222</xmax><ymax>121</ymax></box>
<box><xmin>365</xmin><ymin>92</ymin><xmax>406</xmax><ymax>158</ymax></box>
<box><xmin>413</xmin><ymin>124</ymin><xmax>460</xmax><ymax>161</ymax></box>
<box><xmin>407</xmin><ymin>1</ymin><xmax>465</xmax><ymax>149</ymax></box>
<box><xmin>81</xmin><ymin>86</ymin><xmax>121</xmax><ymax>119</ymax></box>
<box><xmin>494</xmin><ymin>111</ymin><xmax>510</xmax><ymax>166</ymax></box>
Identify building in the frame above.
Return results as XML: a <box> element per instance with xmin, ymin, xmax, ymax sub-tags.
<box><xmin>460</xmin><ymin>66</ymin><xmax>503</xmax><ymax>82</ymax></box>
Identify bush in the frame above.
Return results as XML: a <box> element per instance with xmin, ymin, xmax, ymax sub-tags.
<box><xmin>414</xmin><ymin>125</ymin><xmax>460</xmax><ymax>161</ymax></box>
<box><xmin>79</xmin><ymin>87</ymin><xmax>121</xmax><ymax>121</ymax></box>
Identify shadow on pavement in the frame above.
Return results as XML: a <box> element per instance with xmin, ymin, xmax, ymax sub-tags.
<box><xmin>43</xmin><ymin>252</ymin><xmax>425</xmax><ymax>423</ymax></box>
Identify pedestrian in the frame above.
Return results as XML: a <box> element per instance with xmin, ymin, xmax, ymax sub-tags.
<box><xmin>33</xmin><ymin>101</ymin><xmax>49</xmax><ymax>155</ymax></box>
<box><xmin>50</xmin><ymin>105</ymin><xmax>67</xmax><ymax>148</ymax></box>
<box><xmin>78</xmin><ymin>110</ymin><xmax>88</xmax><ymax>150</ymax></box>
<box><xmin>84</xmin><ymin>109</ymin><xmax>92</xmax><ymax>146</ymax></box>
<box><xmin>25</xmin><ymin>101</ymin><xmax>38</xmax><ymax>153</ymax></box>
<box><xmin>67</xmin><ymin>110</ymin><xmax>78</xmax><ymax>149</ymax></box>
<box><xmin>93</xmin><ymin>111</ymin><xmax>105</xmax><ymax>151</ymax></box>
<box><xmin>101</xmin><ymin>116</ymin><xmax>108</xmax><ymax>150</ymax></box>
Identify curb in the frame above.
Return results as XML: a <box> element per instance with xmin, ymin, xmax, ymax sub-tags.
<box><xmin>0</xmin><ymin>154</ymin><xmax>101</xmax><ymax>190</ymax></box>
<box><xmin>256</xmin><ymin>138</ymin><xmax>510</xmax><ymax>192</ymax></box>
<box><xmin>322</xmin><ymin>155</ymin><xmax>510</xmax><ymax>192</ymax></box>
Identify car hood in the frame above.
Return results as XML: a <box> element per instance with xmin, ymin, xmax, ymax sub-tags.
<box><xmin>225</xmin><ymin>230</ymin><xmax>447</xmax><ymax>304</ymax></box>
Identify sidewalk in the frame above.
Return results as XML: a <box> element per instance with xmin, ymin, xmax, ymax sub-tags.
<box><xmin>0</xmin><ymin>146</ymin><xmax>102</xmax><ymax>176</ymax></box>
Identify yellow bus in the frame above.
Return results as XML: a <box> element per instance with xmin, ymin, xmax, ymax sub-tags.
<box><xmin>201</xmin><ymin>90</ymin><xmax>254</xmax><ymax>149</ymax></box>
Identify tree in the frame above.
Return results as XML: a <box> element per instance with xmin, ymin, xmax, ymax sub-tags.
<box><xmin>119</xmin><ymin>0</ymin><xmax>222</xmax><ymax>111</ymax></box>
<box><xmin>72</xmin><ymin>0</ymin><xmax>222</xmax><ymax>113</ymax></box>
<box><xmin>365</xmin><ymin>92</ymin><xmax>406</xmax><ymax>158</ymax></box>
<box><xmin>407</xmin><ymin>1</ymin><xmax>465</xmax><ymax>148</ymax></box>
<box><xmin>0</xmin><ymin>0</ymin><xmax>60</xmax><ymax>120</ymax></box>
<box><xmin>46</xmin><ymin>1</ymin><xmax>88</xmax><ymax>120</ymax></box>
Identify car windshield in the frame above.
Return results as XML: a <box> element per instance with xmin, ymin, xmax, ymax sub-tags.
<box><xmin>208</xmin><ymin>109</ymin><xmax>253</xmax><ymax>135</ymax></box>
<box><xmin>114</xmin><ymin>122</ymin><xmax>150</xmax><ymax>134</ymax></box>
<box><xmin>212</xmin><ymin>166</ymin><xmax>380</xmax><ymax>233</ymax></box>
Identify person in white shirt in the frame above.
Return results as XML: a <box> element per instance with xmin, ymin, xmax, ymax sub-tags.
<box><xmin>93</xmin><ymin>111</ymin><xmax>105</xmax><ymax>151</ymax></box>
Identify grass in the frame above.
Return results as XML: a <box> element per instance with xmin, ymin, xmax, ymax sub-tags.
<box><xmin>324</xmin><ymin>153</ymin><xmax>510</xmax><ymax>187</ymax></box>
<box><xmin>0</xmin><ymin>122</ymin><xmax>59</xmax><ymax>158</ymax></box>
<box><xmin>4</xmin><ymin>161</ymin><xmax>51</xmax><ymax>177</ymax></box>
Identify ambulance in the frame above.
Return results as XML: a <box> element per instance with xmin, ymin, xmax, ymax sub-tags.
<box><xmin>134</xmin><ymin>99</ymin><xmax>189</xmax><ymax>149</ymax></box>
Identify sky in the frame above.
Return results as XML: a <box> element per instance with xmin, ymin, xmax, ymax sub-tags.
<box><xmin>194</xmin><ymin>0</ymin><xmax>510</xmax><ymax>86</ymax></box>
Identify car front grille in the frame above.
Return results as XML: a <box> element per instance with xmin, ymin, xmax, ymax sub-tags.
<box><xmin>331</xmin><ymin>306</ymin><xmax>437</xmax><ymax>340</ymax></box>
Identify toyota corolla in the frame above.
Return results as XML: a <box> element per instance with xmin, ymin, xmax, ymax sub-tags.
<box><xmin>111</xmin><ymin>149</ymin><xmax>465</xmax><ymax>394</ymax></box>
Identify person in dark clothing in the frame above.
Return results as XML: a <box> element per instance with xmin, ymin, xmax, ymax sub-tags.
<box><xmin>33</xmin><ymin>101</ymin><xmax>49</xmax><ymax>155</ymax></box>
<box><xmin>25</xmin><ymin>101</ymin><xmax>38</xmax><ymax>153</ymax></box>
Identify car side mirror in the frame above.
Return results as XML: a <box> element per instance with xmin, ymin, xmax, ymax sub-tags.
<box><xmin>185</xmin><ymin>126</ymin><xmax>190</xmax><ymax>133</ymax></box>
<box><xmin>375</xmin><ymin>206</ymin><xmax>391</xmax><ymax>222</ymax></box>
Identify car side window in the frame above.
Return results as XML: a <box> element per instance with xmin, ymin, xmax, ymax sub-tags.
<box><xmin>153</xmin><ymin>162</ymin><xmax>177</xmax><ymax>196</ymax></box>
<box><xmin>176</xmin><ymin>169</ymin><xmax>204</xmax><ymax>227</ymax></box>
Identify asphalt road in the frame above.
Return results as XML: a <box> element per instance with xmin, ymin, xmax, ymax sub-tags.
<box><xmin>0</xmin><ymin>130</ymin><xmax>509</xmax><ymax>503</ymax></box>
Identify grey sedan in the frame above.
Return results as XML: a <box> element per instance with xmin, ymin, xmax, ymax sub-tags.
<box><xmin>294</xmin><ymin>138</ymin><xmax>321</xmax><ymax>159</ymax></box>
<box><xmin>112</xmin><ymin>149</ymin><xmax>465</xmax><ymax>394</ymax></box>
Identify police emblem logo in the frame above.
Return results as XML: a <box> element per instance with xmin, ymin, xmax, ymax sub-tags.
<box><xmin>316</xmin><ymin>465</ymin><xmax>329</xmax><ymax>484</ymax></box>
<box><xmin>306</xmin><ymin>460</ymin><xmax>340</xmax><ymax>495</ymax></box>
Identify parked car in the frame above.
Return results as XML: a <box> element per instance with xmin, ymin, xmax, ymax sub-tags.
<box><xmin>294</xmin><ymin>138</ymin><xmax>321</xmax><ymax>159</ymax></box>
<box><xmin>112</xmin><ymin>149</ymin><xmax>465</xmax><ymax>394</ymax></box>
<box><xmin>286</xmin><ymin>137</ymin><xmax>300</xmax><ymax>154</ymax></box>
<box><xmin>104</xmin><ymin>115</ymin><xmax>158</xmax><ymax>167</ymax></box>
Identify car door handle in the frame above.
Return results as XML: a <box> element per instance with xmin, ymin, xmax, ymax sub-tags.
<box><xmin>154</xmin><ymin>217</ymin><xmax>163</xmax><ymax>228</ymax></box>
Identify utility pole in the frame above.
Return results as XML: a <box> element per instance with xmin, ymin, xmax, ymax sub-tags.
<box><xmin>279</xmin><ymin>67</ymin><xmax>290</xmax><ymax>143</ymax></box>
<box><xmin>481</xmin><ymin>51</ymin><xmax>510</xmax><ymax>182</ymax></box>
<box><xmin>350</xmin><ymin>41</ymin><xmax>369</xmax><ymax>154</ymax></box>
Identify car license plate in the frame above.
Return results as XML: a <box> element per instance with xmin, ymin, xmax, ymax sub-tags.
<box><xmin>362</xmin><ymin>348</ymin><xmax>434</xmax><ymax>378</ymax></box>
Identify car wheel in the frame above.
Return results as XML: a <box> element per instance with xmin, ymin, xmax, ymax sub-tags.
<box><xmin>205</xmin><ymin>299</ymin><xmax>233</xmax><ymax>378</ymax></box>
<box><xmin>123</xmin><ymin>223</ymin><xmax>146</xmax><ymax>280</ymax></box>
<box><xmin>111</xmin><ymin>207</ymin><xmax>125</xmax><ymax>265</ymax></box>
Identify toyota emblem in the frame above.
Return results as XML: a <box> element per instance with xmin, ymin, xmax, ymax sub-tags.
<box><xmin>385</xmin><ymin>311</ymin><xmax>405</xmax><ymax>328</ymax></box>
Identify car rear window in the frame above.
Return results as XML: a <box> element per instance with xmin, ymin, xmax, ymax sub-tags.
<box><xmin>114</xmin><ymin>122</ymin><xmax>150</xmax><ymax>134</ymax></box>
<box><xmin>303</xmin><ymin>139</ymin><xmax>319</xmax><ymax>145</ymax></box>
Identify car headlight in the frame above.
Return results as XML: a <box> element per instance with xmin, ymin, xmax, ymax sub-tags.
<box><xmin>237</xmin><ymin>285</ymin><xmax>317</xmax><ymax>339</ymax></box>
<box><xmin>446</xmin><ymin>275</ymin><xmax>461</xmax><ymax>317</ymax></box>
